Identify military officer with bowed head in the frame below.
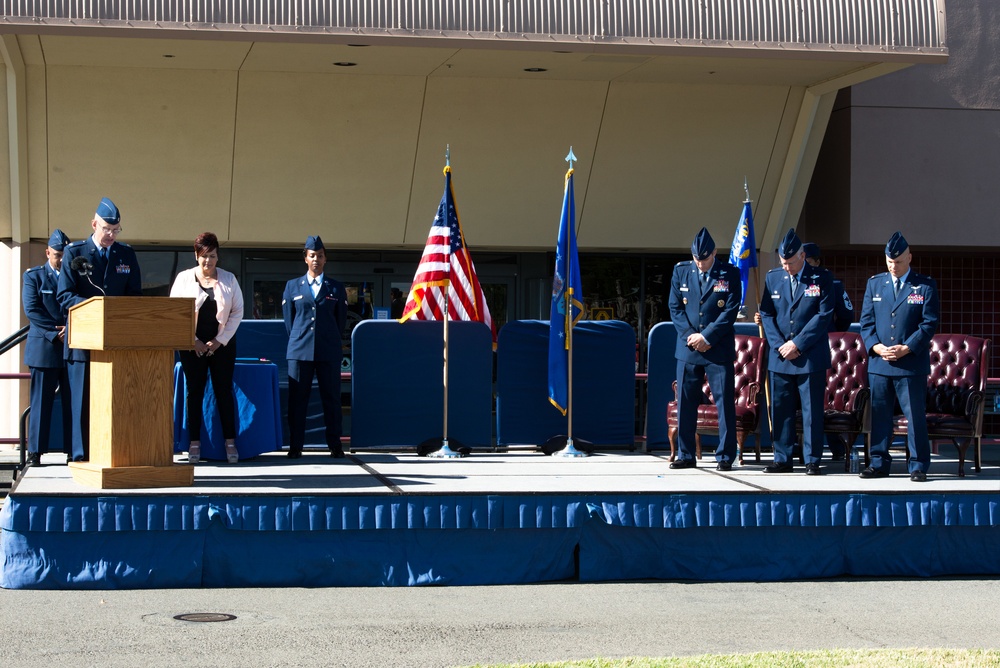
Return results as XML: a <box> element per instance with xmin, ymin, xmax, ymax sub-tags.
<box><xmin>282</xmin><ymin>235</ymin><xmax>348</xmax><ymax>459</ymax></box>
<box><xmin>802</xmin><ymin>243</ymin><xmax>854</xmax><ymax>333</ymax></box>
<box><xmin>801</xmin><ymin>241</ymin><xmax>855</xmax><ymax>461</ymax></box>
<box><xmin>759</xmin><ymin>229</ymin><xmax>835</xmax><ymax>475</ymax></box>
<box><xmin>859</xmin><ymin>231</ymin><xmax>939</xmax><ymax>482</ymax></box>
<box><xmin>21</xmin><ymin>229</ymin><xmax>74</xmax><ymax>465</ymax></box>
<box><xmin>56</xmin><ymin>197</ymin><xmax>142</xmax><ymax>462</ymax></box>
<box><xmin>668</xmin><ymin>227</ymin><xmax>743</xmax><ymax>471</ymax></box>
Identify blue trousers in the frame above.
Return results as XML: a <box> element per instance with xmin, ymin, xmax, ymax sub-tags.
<box><xmin>869</xmin><ymin>373</ymin><xmax>930</xmax><ymax>474</ymax></box>
<box><xmin>287</xmin><ymin>359</ymin><xmax>343</xmax><ymax>452</ymax></box>
<box><xmin>28</xmin><ymin>366</ymin><xmax>72</xmax><ymax>455</ymax></box>
<box><xmin>675</xmin><ymin>359</ymin><xmax>737</xmax><ymax>463</ymax></box>
<box><xmin>770</xmin><ymin>370</ymin><xmax>826</xmax><ymax>465</ymax></box>
<box><xmin>66</xmin><ymin>358</ymin><xmax>90</xmax><ymax>461</ymax></box>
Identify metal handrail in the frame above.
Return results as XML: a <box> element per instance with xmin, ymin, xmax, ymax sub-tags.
<box><xmin>0</xmin><ymin>0</ymin><xmax>947</xmax><ymax>55</ymax></box>
<box><xmin>0</xmin><ymin>326</ymin><xmax>28</xmax><ymax>357</ymax></box>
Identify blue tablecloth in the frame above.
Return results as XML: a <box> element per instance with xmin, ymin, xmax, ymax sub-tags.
<box><xmin>173</xmin><ymin>360</ymin><xmax>283</xmax><ymax>460</ymax></box>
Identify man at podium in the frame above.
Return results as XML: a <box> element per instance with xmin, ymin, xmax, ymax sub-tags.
<box><xmin>56</xmin><ymin>197</ymin><xmax>142</xmax><ymax>462</ymax></box>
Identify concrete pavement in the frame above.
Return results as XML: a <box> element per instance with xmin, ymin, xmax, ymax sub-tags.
<box><xmin>0</xmin><ymin>577</ymin><xmax>998</xmax><ymax>667</ymax></box>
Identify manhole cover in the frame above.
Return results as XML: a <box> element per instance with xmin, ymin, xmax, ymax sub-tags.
<box><xmin>173</xmin><ymin>613</ymin><xmax>237</xmax><ymax>623</ymax></box>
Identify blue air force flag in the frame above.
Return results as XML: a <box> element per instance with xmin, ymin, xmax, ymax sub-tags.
<box><xmin>548</xmin><ymin>168</ymin><xmax>584</xmax><ymax>416</ymax></box>
<box><xmin>729</xmin><ymin>200</ymin><xmax>758</xmax><ymax>307</ymax></box>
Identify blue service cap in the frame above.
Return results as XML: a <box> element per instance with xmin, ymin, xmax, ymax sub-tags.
<box><xmin>778</xmin><ymin>228</ymin><xmax>802</xmax><ymax>260</ymax></box>
<box><xmin>802</xmin><ymin>242</ymin><xmax>821</xmax><ymax>259</ymax></box>
<box><xmin>47</xmin><ymin>228</ymin><xmax>70</xmax><ymax>251</ymax></box>
<box><xmin>304</xmin><ymin>235</ymin><xmax>325</xmax><ymax>251</ymax></box>
<box><xmin>885</xmin><ymin>231</ymin><xmax>909</xmax><ymax>258</ymax></box>
<box><xmin>690</xmin><ymin>227</ymin><xmax>715</xmax><ymax>260</ymax></box>
<box><xmin>96</xmin><ymin>197</ymin><xmax>120</xmax><ymax>225</ymax></box>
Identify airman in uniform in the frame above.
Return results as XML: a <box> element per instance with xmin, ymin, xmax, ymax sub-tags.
<box><xmin>667</xmin><ymin>227</ymin><xmax>743</xmax><ymax>471</ymax></box>
<box><xmin>21</xmin><ymin>229</ymin><xmax>73</xmax><ymax>465</ymax></box>
<box><xmin>282</xmin><ymin>235</ymin><xmax>348</xmax><ymax>459</ymax></box>
<box><xmin>859</xmin><ymin>232</ymin><xmax>939</xmax><ymax>482</ymax></box>
<box><xmin>759</xmin><ymin>229</ymin><xmax>834</xmax><ymax>475</ymax></box>
<box><xmin>56</xmin><ymin>198</ymin><xmax>142</xmax><ymax>462</ymax></box>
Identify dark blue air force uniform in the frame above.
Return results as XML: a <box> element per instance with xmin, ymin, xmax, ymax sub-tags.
<box><xmin>283</xmin><ymin>273</ymin><xmax>348</xmax><ymax>455</ymax></box>
<box><xmin>668</xmin><ymin>255</ymin><xmax>742</xmax><ymax>465</ymax></box>
<box><xmin>56</xmin><ymin>236</ymin><xmax>142</xmax><ymax>460</ymax></box>
<box><xmin>759</xmin><ymin>265</ymin><xmax>834</xmax><ymax>465</ymax></box>
<box><xmin>22</xmin><ymin>260</ymin><xmax>72</xmax><ymax>457</ymax></box>
<box><xmin>860</xmin><ymin>269</ymin><xmax>939</xmax><ymax>475</ymax></box>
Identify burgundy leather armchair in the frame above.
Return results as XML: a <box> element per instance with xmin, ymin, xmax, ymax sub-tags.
<box><xmin>893</xmin><ymin>334</ymin><xmax>991</xmax><ymax>477</ymax></box>
<box><xmin>667</xmin><ymin>334</ymin><xmax>769</xmax><ymax>465</ymax></box>
<box><xmin>795</xmin><ymin>331</ymin><xmax>871</xmax><ymax>471</ymax></box>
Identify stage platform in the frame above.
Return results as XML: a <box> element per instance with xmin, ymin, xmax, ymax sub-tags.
<box><xmin>2</xmin><ymin>449</ymin><xmax>998</xmax><ymax>589</ymax></box>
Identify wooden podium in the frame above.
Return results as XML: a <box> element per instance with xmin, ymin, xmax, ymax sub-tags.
<box><xmin>67</xmin><ymin>296</ymin><xmax>196</xmax><ymax>489</ymax></box>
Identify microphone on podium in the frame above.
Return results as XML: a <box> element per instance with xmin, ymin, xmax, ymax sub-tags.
<box><xmin>70</xmin><ymin>255</ymin><xmax>106</xmax><ymax>296</ymax></box>
<box><xmin>70</xmin><ymin>256</ymin><xmax>90</xmax><ymax>276</ymax></box>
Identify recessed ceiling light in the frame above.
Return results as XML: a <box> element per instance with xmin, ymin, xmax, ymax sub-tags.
<box><xmin>347</xmin><ymin>44</ymin><xmax>369</xmax><ymax>47</ymax></box>
<box><xmin>524</xmin><ymin>67</ymin><xmax>547</xmax><ymax>72</ymax></box>
<box><xmin>553</xmin><ymin>50</ymin><xmax>572</xmax><ymax>54</ymax></box>
<box><xmin>163</xmin><ymin>54</ymin><xmax>175</xmax><ymax>58</ymax></box>
<box><xmin>334</xmin><ymin>62</ymin><xmax>357</xmax><ymax>67</ymax></box>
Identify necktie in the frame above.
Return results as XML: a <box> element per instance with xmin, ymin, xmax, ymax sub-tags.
<box><xmin>702</xmin><ymin>272</ymin><xmax>709</xmax><ymax>286</ymax></box>
<box><xmin>893</xmin><ymin>279</ymin><xmax>900</xmax><ymax>296</ymax></box>
<box><xmin>790</xmin><ymin>275</ymin><xmax>798</xmax><ymax>293</ymax></box>
<box><xmin>99</xmin><ymin>247</ymin><xmax>107</xmax><ymax>261</ymax></box>
<box><xmin>312</xmin><ymin>279</ymin><xmax>321</xmax><ymax>298</ymax></box>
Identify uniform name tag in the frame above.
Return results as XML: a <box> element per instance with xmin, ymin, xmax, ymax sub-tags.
<box><xmin>41</xmin><ymin>289</ymin><xmax>53</xmax><ymax>294</ymax></box>
<box><xmin>293</xmin><ymin>294</ymin><xmax>304</xmax><ymax>301</ymax></box>
<box><xmin>805</xmin><ymin>285</ymin><xmax>820</xmax><ymax>297</ymax></box>
<box><xmin>770</xmin><ymin>293</ymin><xmax>781</xmax><ymax>300</ymax></box>
<box><xmin>872</xmin><ymin>296</ymin><xmax>882</xmax><ymax>302</ymax></box>
<box><xmin>679</xmin><ymin>287</ymin><xmax>689</xmax><ymax>292</ymax></box>
<box><xmin>907</xmin><ymin>293</ymin><xmax>924</xmax><ymax>305</ymax></box>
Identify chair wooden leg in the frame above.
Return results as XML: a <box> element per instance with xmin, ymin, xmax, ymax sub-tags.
<box><xmin>736</xmin><ymin>431</ymin><xmax>746</xmax><ymax>466</ymax></box>
<box><xmin>668</xmin><ymin>425</ymin><xmax>678</xmax><ymax>462</ymax></box>
<box><xmin>975</xmin><ymin>436</ymin><xmax>982</xmax><ymax>474</ymax></box>
<box><xmin>755</xmin><ymin>436</ymin><xmax>761</xmax><ymax>463</ymax></box>
<box><xmin>954</xmin><ymin>438</ymin><xmax>969</xmax><ymax>478</ymax></box>
<box><xmin>695</xmin><ymin>433</ymin><xmax>703</xmax><ymax>459</ymax></box>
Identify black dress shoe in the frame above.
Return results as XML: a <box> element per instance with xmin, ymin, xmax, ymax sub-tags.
<box><xmin>286</xmin><ymin>449</ymin><xmax>303</xmax><ymax>459</ymax></box>
<box><xmin>859</xmin><ymin>466</ymin><xmax>889</xmax><ymax>479</ymax></box>
<box><xmin>330</xmin><ymin>449</ymin><xmax>345</xmax><ymax>459</ymax></box>
<box><xmin>764</xmin><ymin>462</ymin><xmax>794</xmax><ymax>473</ymax></box>
<box><xmin>805</xmin><ymin>463</ymin><xmax>822</xmax><ymax>476</ymax></box>
<box><xmin>716</xmin><ymin>461</ymin><xmax>732</xmax><ymax>472</ymax></box>
<box><xmin>669</xmin><ymin>459</ymin><xmax>697</xmax><ymax>469</ymax></box>
<box><xmin>26</xmin><ymin>452</ymin><xmax>41</xmax><ymax>466</ymax></box>
<box><xmin>910</xmin><ymin>470</ymin><xmax>927</xmax><ymax>482</ymax></box>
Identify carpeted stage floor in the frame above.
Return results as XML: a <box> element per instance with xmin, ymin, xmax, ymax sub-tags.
<box><xmin>2</xmin><ymin>449</ymin><xmax>998</xmax><ymax>589</ymax></box>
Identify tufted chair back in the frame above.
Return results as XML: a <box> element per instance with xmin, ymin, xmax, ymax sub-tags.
<box><xmin>826</xmin><ymin>332</ymin><xmax>868</xmax><ymax>411</ymax></box>
<box><xmin>703</xmin><ymin>335</ymin><xmax>768</xmax><ymax>408</ymax></box>
<box><xmin>892</xmin><ymin>333</ymin><xmax>992</xmax><ymax>477</ymax></box>
<box><xmin>667</xmin><ymin>334</ymin><xmax>769</xmax><ymax>463</ymax></box>
<box><xmin>925</xmin><ymin>334</ymin><xmax>989</xmax><ymax>413</ymax></box>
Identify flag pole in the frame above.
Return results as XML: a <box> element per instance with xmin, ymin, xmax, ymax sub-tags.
<box><xmin>427</xmin><ymin>145</ymin><xmax>464</xmax><ymax>458</ymax></box>
<box><xmin>744</xmin><ymin>178</ymin><xmax>772</xmax><ymax>449</ymax></box>
<box><xmin>552</xmin><ymin>148</ymin><xmax>588</xmax><ymax>458</ymax></box>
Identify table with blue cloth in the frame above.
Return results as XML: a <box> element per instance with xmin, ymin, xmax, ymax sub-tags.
<box><xmin>172</xmin><ymin>359</ymin><xmax>283</xmax><ymax>460</ymax></box>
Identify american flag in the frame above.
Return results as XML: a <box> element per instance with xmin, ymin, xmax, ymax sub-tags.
<box><xmin>399</xmin><ymin>166</ymin><xmax>495</xmax><ymax>341</ymax></box>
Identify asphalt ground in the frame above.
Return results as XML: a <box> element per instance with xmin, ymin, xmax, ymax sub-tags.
<box><xmin>0</xmin><ymin>577</ymin><xmax>998</xmax><ymax>667</ymax></box>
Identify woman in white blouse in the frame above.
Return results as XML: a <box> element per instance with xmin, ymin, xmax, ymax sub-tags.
<box><xmin>170</xmin><ymin>232</ymin><xmax>243</xmax><ymax>463</ymax></box>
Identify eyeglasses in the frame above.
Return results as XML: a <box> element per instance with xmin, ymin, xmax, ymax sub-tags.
<box><xmin>97</xmin><ymin>222</ymin><xmax>123</xmax><ymax>236</ymax></box>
